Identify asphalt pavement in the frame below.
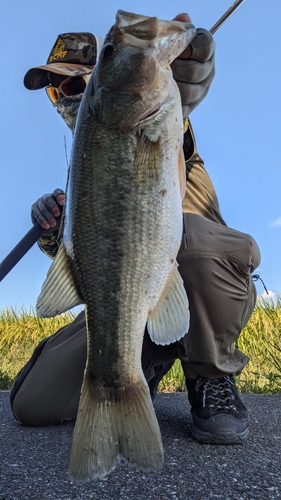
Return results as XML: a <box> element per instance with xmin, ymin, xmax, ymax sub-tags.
<box><xmin>0</xmin><ymin>391</ymin><xmax>280</xmax><ymax>500</ymax></box>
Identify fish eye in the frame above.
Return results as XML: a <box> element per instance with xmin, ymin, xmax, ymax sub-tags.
<box><xmin>102</xmin><ymin>43</ymin><xmax>116</xmax><ymax>58</ymax></box>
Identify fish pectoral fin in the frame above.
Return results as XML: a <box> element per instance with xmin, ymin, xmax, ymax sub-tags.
<box><xmin>36</xmin><ymin>243</ymin><xmax>83</xmax><ymax>318</ymax></box>
<box><xmin>147</xmin><ymin>265</ymin><xmax>190</xmax><ymax>345</ymax></box>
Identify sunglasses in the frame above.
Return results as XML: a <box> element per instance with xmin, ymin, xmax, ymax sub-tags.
<box><xmin>45</xmin><ymin>74</ymin><xmax>91</xmax><ymax>103</ymax></box>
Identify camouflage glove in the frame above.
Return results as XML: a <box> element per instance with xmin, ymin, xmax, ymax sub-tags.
<box><xmin>31</xmin><ymin>188</ymin><xmax>65</xmax><ymax>232</ymax></box>
<box><xmin>171</xmin><ymin>28</ymin><xmax>215</xmax><ymax>117</ymax></box>
<box><xmin>31</xmin><ymin>189</ymin><xmax>65</xmax><ymax>259</ymax></box>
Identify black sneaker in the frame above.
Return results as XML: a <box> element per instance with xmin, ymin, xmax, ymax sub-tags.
<box><xmin>186</xmin><ymin>375</ymin><xmax>249</xmax><ymax>444</ymax></box>
<box><xmin>148</xmin><ymin>361</ymin><xmax>175</xmax><ymax>401</ymax></box>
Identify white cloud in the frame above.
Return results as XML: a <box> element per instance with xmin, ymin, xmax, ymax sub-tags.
<box><xmin>258</xmin><ymin>290</ymin><xmax>277</xmax><ymax>301</ymax></box>
<box><xmin>269</xmin><ymin>217</ymin><xmax>281</xmax><ymax>228</ymax></box>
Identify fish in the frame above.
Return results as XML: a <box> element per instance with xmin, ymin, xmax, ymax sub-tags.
<box><xmin>36</xmin><ymin>10</ymin><xmax>195</xmax><ymax>483</ymax></box>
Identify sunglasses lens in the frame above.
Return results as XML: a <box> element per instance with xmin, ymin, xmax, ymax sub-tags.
<box><xmin>46</xmin><ymin>86</ymin><xmax>59</xmax><ymax>103</ymax></box>
<box><xmin>61</xmin><ymin>77</ymin><xmax>87</xmax><ymax>97</ymax></box>
<box><xmin>45</xmin><ymin>75</ymin><xmax>91</xmax><ymax>103</ymax></box>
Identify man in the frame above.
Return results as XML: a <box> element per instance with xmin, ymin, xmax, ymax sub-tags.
<box><xmin>10</xmin><ymin>14</ymin><xmax>260</xmax><ymax>446</ymax></box>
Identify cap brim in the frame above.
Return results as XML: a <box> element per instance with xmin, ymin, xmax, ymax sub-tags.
<box><xmin>24</xmin><ymin>62</ymin><xmax>93</xmax><ymax>90</ymax></box>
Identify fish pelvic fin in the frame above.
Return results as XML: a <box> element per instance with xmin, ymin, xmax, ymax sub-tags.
<box><xmin>147</xmin><ymin>265</ymin><xmax>190</xmax><ymax>345</ymax></box>
<box><xmin>178</xmin><ymin>148</ymin><xmax>187</xmax><ymax>201</ymax></box>
<box><xmin>132</xmin><ymin>133</ymin><xmax>161</xmax><ymax>183</ymax></box>
<box><xmin>68</xmin><ymin>375</ymin><xmax>163</xmax><ymax>483</ymax></box>
<box><xmin>36</xmin><ymin>242</ymin><xmax>83</xmax><ymax>318</ymax></box>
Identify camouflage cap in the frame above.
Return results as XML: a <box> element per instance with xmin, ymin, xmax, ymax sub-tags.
<box><xmin>24</xmin><ymin>32</ymin><xmax>99</xmax><ymax>90</ymax></box>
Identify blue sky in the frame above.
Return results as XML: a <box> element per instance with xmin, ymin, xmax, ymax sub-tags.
<box><xmin>0</xmin><ymin>0</ymin><xmax>280</xmax><ymax>310</ymax></box>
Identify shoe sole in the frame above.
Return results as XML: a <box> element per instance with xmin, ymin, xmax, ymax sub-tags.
<box><xmin>191</xmin><ymin>424</ymin><xmax>249</xmax><ymax>445</ymax></box>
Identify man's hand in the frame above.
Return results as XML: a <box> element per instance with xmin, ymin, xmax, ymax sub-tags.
<box><xmin>31</xmin><ymin>188</ymin><xmax>65</xmax><ymax>231</ymax></box>
<box><xmin>172</xmin><ymin>13</ymin><xmax>215</xmax><ymax>116</ymax></box>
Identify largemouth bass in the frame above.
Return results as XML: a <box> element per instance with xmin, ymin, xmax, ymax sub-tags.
<box><xmin>36</xmin><ymin>10</ymin><xmax>195</xmax><ymax>483</ymax></box>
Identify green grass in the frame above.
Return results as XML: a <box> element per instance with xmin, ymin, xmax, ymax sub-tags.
<box><xmin>234</xmin><ymin>296</ymin><xmax>281</xmax><ymax>394</ymax></box>
<box><xmin>0</xmin><ymin>298</ymin><xmax>281</xmax><ymax>393</ymax></box>
<box><xmin>159</xmin><ymin>295</ymin><xmax>281</xmax><ymax>395</ymax></box>
<box><xmin>0</xmin><ymin>307</ymin><xmax>75</xmax><ymax>390</ymax></box>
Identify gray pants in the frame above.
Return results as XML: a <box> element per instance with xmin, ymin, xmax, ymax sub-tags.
<box><xmin>11</xmin><ymin>213</ymin><xmax>260</xmax><ymax>425</ymax></box>
<box><xmin>142</xmin><ymin>213</ymin><xmax>260</xmax><ymax>380</ymax></box>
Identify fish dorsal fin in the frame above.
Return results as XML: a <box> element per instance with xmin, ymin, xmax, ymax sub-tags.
<box><xmin>36</xmin><ymin>243</ymin><xmax>83</xmax><ymax>318</ymax></box>
<box><xmin>147</xmin><ymin>264</ymin><xmax>190</xmax><ymax>345</ymax></box>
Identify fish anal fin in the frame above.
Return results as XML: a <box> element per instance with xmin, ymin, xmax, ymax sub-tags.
<box><xmin>147</xmin><ymin>265</ymin><xmax>190</xmax><ymax>345</ymax></box>
<box><xmin>36</xmin><ymin>243</ymin><xmax>83</xmax><ymax>318</ymax></box>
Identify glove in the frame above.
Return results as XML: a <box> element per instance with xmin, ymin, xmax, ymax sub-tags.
<box><xmin>31</xmin><ymin>188</ymin><xmax>65</xmax><ymax>233</ymax></box>
<box><xmin>171</xmin><ymin>28</ymin><xmax>215</xmax><ymax>117</ymax></box>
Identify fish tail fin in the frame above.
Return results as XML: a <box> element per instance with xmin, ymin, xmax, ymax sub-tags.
<box><xmin>68</xmin><ymin>375</ymin><xmax>163</xmax><ymax>483</ymax></box>
<box><xmin>118</xmin><ymin>379</ymin><xmax>164</xmax><ymax>471</ymax></box>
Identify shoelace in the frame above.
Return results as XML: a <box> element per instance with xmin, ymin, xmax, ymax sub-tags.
<box><xmin>195</xmin><ymin>376</ymin><xmax>237</xmax><ymax>411</ymax></box>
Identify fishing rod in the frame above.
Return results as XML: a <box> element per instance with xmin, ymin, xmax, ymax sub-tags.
<box><xmin>0</xmin><ymin>222</ymin><xmax>44</xmax><ymax>282</ymax></box>
<box><xmin>210</xmin><ymin>0</ymin><xmax>246</xmax><ymax>35</ymax></box>
<box><xmin>0</xmin><ymin>0</ymin><xmax>247</xmax><ymax>283</ymax></box>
